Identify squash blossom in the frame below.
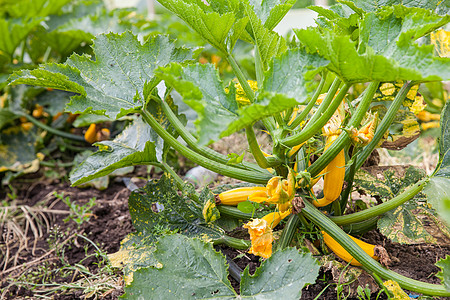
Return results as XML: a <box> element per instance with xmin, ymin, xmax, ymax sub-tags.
<box><xmin>243</xmin><ymin>209</ymin><xmax>292</xmax><ymax>258</ymax></box>
<box><xmin>248</xmin><ymin>169</ymin><xmax>296</xmax><ymax>213</ymax></box>
<box><xmin>350</xmin><ymin>112</ymin><xmax>378</xmax><ymax>145</ymax></box>
<box><xmin>234</xmin><ymin>80</ymin><xmax>258</xmax><ymax>105</ymax></box>
<box><xmin>430</xmin><ymin>29</ymin><xmax>449</xmax><ymax>58</ymax></box>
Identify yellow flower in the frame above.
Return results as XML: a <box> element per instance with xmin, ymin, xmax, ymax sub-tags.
<box><xmin>243</xmin><ymin>218</ymin><xmax>273</xmax><ymax>258</ymax></box>
<box><xmin>249</xmin><ymin>169</ymin><xmax>296</xmax><ymax>212</ymax></box>
<box><xmin>430</xmin><ymin>29</ymin><xmax>450</xmax><ymax>58</ymax></box>
<box><xmin>243</xmin><ymin>209</ymin><xmax>292</xmax><ymax>258</ymax></box>
<box><xmin>235</xmin><ymin>80</ymin><xmax>258</xmax><ymax>105</ymax></box>
<box><xmin>350</xmin><ymin>112</ymin><xmax>378</xmax><ymax>145</ymax></box>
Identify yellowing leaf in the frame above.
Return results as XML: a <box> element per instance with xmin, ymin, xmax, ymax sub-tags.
<box><xmin>383</xmin><ymin>280</ymin><xmax>409</xmax><ymax>299</ymax></box>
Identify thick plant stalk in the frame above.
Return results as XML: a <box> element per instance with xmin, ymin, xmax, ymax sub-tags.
<box><xmin>353</xmin><ymin>81</ymin><xmax>414</xmax><ymax>171</ymax></box>
<box><xmin>330</xmin><ymin>178</ymin><xmax>428</xmax><ymax>225</ymax></box>
<box><xmin>288</xmin><ymin>73</ymin><xmax>327</xmax><ymax>130</ymax></box>
<box><xmin>217</xmin><ymin>205</ymin><xmax>252</xmax><ymax>219</ymax></box>
<box><xmin>281</xmin><ymin>83</ymin><xmax>350</xmax><ymax>148</ymax></box>
<box><xmin>159</xmin><ymin>98</ymin><xmax>266</xmax><ymax>174</ymax></box>
<box><xmin>302</xmin><ymin>200</ymin><xmax>450</xmax><ymax>296</ymax></box>
<box><xmin>141</xmin><ymin>110</ymin><xmax>272</xmax><ymax>184</ymax></box>
<box><xmin>21</xmin><ymin>113</ymin><xmax>86</xmax><ymax>142</ymax></box>
<box><xmin>308</xmin><ymin>82</ymin><xmax>380</xmax><ymax>177</ymax></box>
<box><xmin>246</xmin><ymin>125</ymin><xmax>276</xmax><ymax>169</ymax></box>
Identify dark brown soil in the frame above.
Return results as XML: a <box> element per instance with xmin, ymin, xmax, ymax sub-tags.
<box><xmin>1</xmin><ymin>176</ymin><xmax>450</xmax><ymax>299</ymax></box>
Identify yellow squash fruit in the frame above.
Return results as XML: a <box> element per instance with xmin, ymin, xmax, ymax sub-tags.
<box><xmin>313</xmin><ymin>135</ymin><xmax>345</xmax><ymax>207</ymax></box>
<box><xmin>84</xmin><ymin>123</ymin><xmax>97</xmax><ymax>144</ymax></box>
<box><xmin>216</xmin><ymin>186</ymin><xmax>267</xmax><ymax>206</ymax></box>
<box><xmin>322</xmin><ymin>231</ymin><xmax>389</xmax><ymax>267</ymax></box>
<box><xmin>32</xmin><ymin>104</ymin><xmax>44</xmax><ymax>118</ymax></box>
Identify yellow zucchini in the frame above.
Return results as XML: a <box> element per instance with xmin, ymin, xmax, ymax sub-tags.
<box><xmin>84</xmin><ymin>123</ymin><xmax>97</xmax><ymax>144</ymax></box>
<box><xmin>216</xmin><ymin>186</ymin><xmax>267</xmax><ymax>205</ymax></box>
<box><xmin>313</xmin><ymin>135</ymin><xmax>345</xmax><ymax>207</ymax></box>
<box><xmin>322</xmin><ymin>231</ymin><xmax>378</xmax><ymax>266</ymax></box>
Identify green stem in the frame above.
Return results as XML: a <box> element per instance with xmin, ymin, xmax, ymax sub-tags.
<box><xmin>217</xmin><ymin>205</ymin><xmax>252</xmax><ymax>220</ymax></box>
<box><xmin>288</xmin><ymin>73</ymin><xmax>327</xmax><ymax>130</ymax></box>
<box><xmin>354</xmin><ymin>81</ymin><xmax>414</xmax><ymax>171</ymax></box>
<box><xmin>159</xmin><ymin>97</ymin><xmax>265</xmax><ymax>174</ymax></box>
<box><xmin>140</xmin><ymin>110</ymin><xmax>272</xmax><ymax>184</ymax></box>
<box><xmin>281</xmin><ymin>83</ymin><xmax>350</xmax><ymax>148</ymax></box>
<box><xmin>277</xmin><ymin>214</ymin><xmax>300</xmax><ymax>250</ymax></box>
<box><xmin>231</xmin><ymin>50</ymin><xmax>277</xmax><ymax>133</ymax></box>
<box><xmin>308</xmin><ymin>82</ymin><xmax>380</xmax><ymax>177</ymax></box>
<box><xmin>332</xmin><ymin>199</ymin><xmax>341</xmax><ymax>216</ymax></box>
<box><xmin>227</xmin><ymin>54</ymin><xmax>255</xmax><ymax>102</ymax></box>
<box><xmin>21</xmin><ymin>113</ymin><xmax>86</xmax><ymax>142</ymax></box>
<box><xmin>246</xmin><ymin>125</ymin><xmax>279</xmax><ymax>169</ymax></box>
<box><xmin>302</xmin><ymin>200</ymin><xmax>450</xmax><ymax>297</ymax></box>
<box><xmin>40</xmin><ymin>161</ymin><xmax>74</xmax><ymax>168</ymax></box>
<box><xmin>340</xmin><ymin>148</ymin><xmax>358</xmax><ymax>214</ymax></box>
<box><xmin>304</xmin><ymin>78</ymin><xmax>341</xmax><ymax>129</ymax></box>
<box><xmin>254</xmin><ymin>45</ymin><xmax>264</xmax><ymax>85</ymax></box>
<box><xmin>330</xmin><ymin>178</ymin><xmax>428</xmax><ymax>225</ymax></box>
<box><xmin>342</xmin><ymin>217</ymin><xmax>379</xmax><ymax>235</ymax></box>
<box><xmin>213</xmin><ymin>235</ymin><xmax>250</xmax><ymax>250</ymax></box>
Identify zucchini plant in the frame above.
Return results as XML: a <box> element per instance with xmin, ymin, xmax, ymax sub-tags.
<box><xmin>8</xmin><ymin>0</ymin><xmax>450</xmax><ymax>298</ymax></box>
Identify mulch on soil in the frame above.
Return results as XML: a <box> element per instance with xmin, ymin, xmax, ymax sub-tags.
<box><xmin>1</xmin><ymin>177</ymin><xmax>449</xmax><ymax>299</ymax></box>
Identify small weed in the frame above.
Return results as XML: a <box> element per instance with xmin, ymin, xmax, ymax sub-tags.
<box><xmin>53</xmin><ymin>191</ymin><xmax>96</xmax><ymax>225</ymax></box>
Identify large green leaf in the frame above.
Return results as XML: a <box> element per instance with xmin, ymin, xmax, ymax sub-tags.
<box><xmin>244</xmin><ymin>1</ymin><xmax>287</xmax><ymax>71</ymax></box>
<box><xmin>354</xmin><ymin>167</ymin><xmax>448</xmax><ymax>243</ymax></box>
<box><xmin>70</xmin><ymin>116</ymin><xmax>159</xmax><ymax>186</ymax></box>
<box><xmin>123</xmin><ymin>235</ymin><xmax>320</xmax><ymax>299</ymax></box>
<box><xmin>222</xmin><ymin>92</ymin><xmax>298</xmax><ymax>137</ymax></box>
<box><xmin>424</xmin><ymin>101</ymin><xmax>450</xmax><ymax>227</ymax></box>
<box><xmin>157</xmin><ymin>0</ymin><xmax>248</xmax><ymax>54</ymax></box>
<box><xmin>295</xmin><ymin>7</ymin><xmax>450</xmax><ymax>83</ymax></box>
<box><xmin>0</xmin><ymin>109</ymin><xmax>18</xmax><ymax>130</ymax></box>
<box><xmin>346</xmin><ymin>0</ymin><xmax>447</xmax><ymax>14</ymax></box>
<box><xmin>240</xmin><ymin>248</ymin><xmax>320</xmax><ymax>299</ymax></box>
<box><xmin>247</xmin><ymin>0</ymin><xmax>296</xmax><ymax>30</ymax></box>
<box><xmin>122</xmin><ymin>234</ymin><xmax>235</xmax><ymax>299</ymax></box>
<box><xmin>107</xmin><ymin>231</ymin><xmax>158</xmax><ymax>286</ymax></box>
<box><xmin>1</xmin><ymin>0</ymin><xmax>72</xmax><ymax>18</ymax></box>
<box><xmin>9</xmin><ymin>33</ymin><xmax>195</xmax><ymax>119</ymax></box>
<box><xmin>424</xmin><ymin>177</ymin><xmax>450</xmax><ymax>227</ymax></box>
<box><xmin>128</xmin><ymin>173</ymin><xmax>224</xmax><ymax>242</ymax></box>
<box><xmin>262</xmin><ymin>48</ymin><xmax>328</xmax><ymax>103</ymax></box>
<box><xmin>0</xmin><ymin>126</ymin><xmax>38</xmax><ymax>173</ymax></box>
<box><xmin>42</xmin><ymin>8</ymin><xmax>133</xmax><ymax>58</ymax></box>
<box><xmin>436</xmin><ymin>256</ymin><xmax>450</xmax><ymax>292</ymax></box>
<box><xmin>156</xmin><ymin>63</ymin><xmax>239</xmax><ymax>145</ymax></box>
<box><xmin>0</xmin><ymin>17</ymin><xmax>43</xmax><ymax>59</ymax></box>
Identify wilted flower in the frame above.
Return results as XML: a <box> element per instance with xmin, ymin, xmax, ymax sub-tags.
<box><xmin>243</xmin><ymin>209</ymin><xmax>292</xmax><ymax>258</ymax></box>
<box><xmin>248</xmin><ymin>169</ymin><xmax>296</xmax><ymax>212</ymax></box>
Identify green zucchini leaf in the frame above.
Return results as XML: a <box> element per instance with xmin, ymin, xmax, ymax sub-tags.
<box><xmin>248</xmin><ymin>0</ymin><xmax>296</xmax><ymax>31</ymax></box>
<box><xmin>355</xmin><ymin>167</ymin><xmax>449</xmax><ymax>244</ymax></box>
<box><xmin>9</xmin><ymin>33</ymin><xmax>195</xmax><ymax>119</ymax></box>
<box><xmin>295</xmin><ymin>7</ymin><xmax>450</xmax><ymax>83</ymax></box>
<box><xmin>436</xmin><ymin>255</ymin><xmax>450</xmax><ymax>292</ymax></box>
<box><xmin>156</xmin><ymin>62</ymin><xmax>239</xmax><ymax>145</ymax></box>
<box><xmin>123</xmin><ymin>235</ymin><xmax>320</xmax><ymax>299</ymax></box>
<box><xmin>243</xmin><ymin>1</ymin><xmax>287</xmax><ymax>71</ymax></box>
<box><xmin>128</xmin><ymin>173</ymin><xmax>224</xmax><ymax>242</ymax></box>
<box><xmin>70</xmin><ymin>116</ymin><xmax>160</xmax><ymax>186</ymax></box>
<box><xmin>157</xmin><ymin>0</ymin><xmax>248</xmax><ymax>54</ymax></box>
